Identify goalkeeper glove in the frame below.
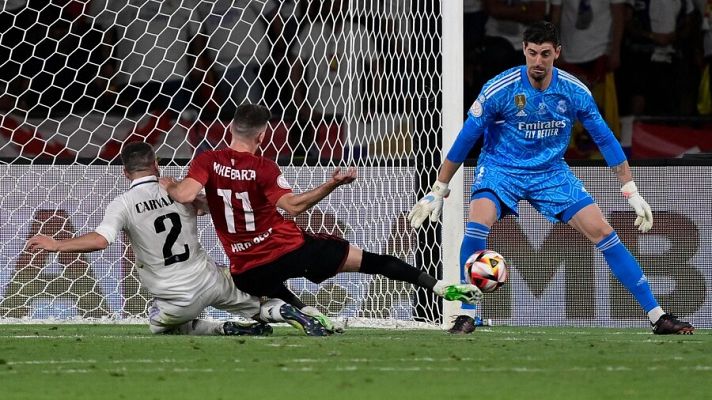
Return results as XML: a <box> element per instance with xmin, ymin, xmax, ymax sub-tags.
<box><xmin>621</xmin><ymin>181</ymin><xmax>653</xmax><ymax>233</ymax></box>
<box><xmin>408</xmin><ymin>181</ymin><xmax>450</xmax><ymax>229</ymax></box>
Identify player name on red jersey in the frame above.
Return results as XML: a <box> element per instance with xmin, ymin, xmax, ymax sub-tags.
<box><xmin>213</xmin><ymin>162</ymin><xmax>257</xmax><ymax>181</ymax></box>
<box><xmin>230</xmin><ymin>228</ymin><xmax>273</xmax><ymax>253</ymax></box>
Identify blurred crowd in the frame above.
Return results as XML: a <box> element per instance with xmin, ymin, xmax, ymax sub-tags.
<box><xmin>466</xmin><ymin>0</ymin><xmax>707</xmax><ymax>116</ymax></box>
<box><xmin>464</xmin><ymin>0</ymin><xmax>711</xmax><ymax>158</ymax></box>
<box><xmin>0</xmin><ymin>0</ymin><xmax>403</xmax><ymax>159</ymax></box>
<box><xmin>0</xmin><ymin>0</ymin><xmax>710</xmax><ymax>158</ymax></box>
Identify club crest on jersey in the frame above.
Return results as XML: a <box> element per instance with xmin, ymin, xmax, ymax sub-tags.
<box><xmin>277</xmin><ymin>174</ymin><xmax>292</xmax><ymax>190</ymax></box>
<box><xmin>537</xmin><ymin>102</ymin><xmax>548</xmax><ymax>115</ymax></box>
<box><xmin>556</xmin><ymin>100</ymin><xmax>567</xmax><ymax>113</ymax></box>
<box><xmin>470</xmin><ymin>100</ymin><xmax>483</xmax><ymax>117</ymax></box>
<box><xmin>514</xmin><ymin>94</ymin><xmax>527</xmax><ymax>117</ymax></box>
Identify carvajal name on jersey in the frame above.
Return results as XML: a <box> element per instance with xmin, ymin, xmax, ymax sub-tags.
<box><xmin>518</xmin><ymin>120</ymin><xmax>567</xmax><ymax>139</ymax></box>
<box><xmin>135</xmin><ymin>195</ymin><xmax>175</xmax><ymax>213</ymax></box>
<box><xmin>213</xmin><ymin>162</ymin><xmax>256</xmax><ymax>181</ymax></box>
<box><xmin>230</xmin><ymin>228</ymin><xmax>273</xmax><ymax>253</ymax></box>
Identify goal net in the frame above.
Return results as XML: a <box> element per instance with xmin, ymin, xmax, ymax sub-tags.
<box><xmin>2</xmin><ymin>2</ymin><xmax>711</xmax><ymax>330</ymax></box>
<box><xmin>0</xmin><ymin>1</ymin><xmax>446</xmax><ymax>327</ymax></box>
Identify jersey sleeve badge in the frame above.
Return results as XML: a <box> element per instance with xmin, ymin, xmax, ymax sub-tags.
<box><xmin>277</xmin><ymin>174</ymin><xmax>291</xmax><ymax>190</ymax></box>
<box><xmin>470</xmin><ymin>99</ymin><xmax>483</xmax><ymax>117</ymax></box>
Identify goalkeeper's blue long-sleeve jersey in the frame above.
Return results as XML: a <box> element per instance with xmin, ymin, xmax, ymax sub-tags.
<box><xmin>447</xmin><ymin>66</ymin><xmax>626</xmax><ymax>170</ymax></box>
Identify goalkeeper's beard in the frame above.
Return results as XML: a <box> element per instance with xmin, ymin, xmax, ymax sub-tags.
<box><xmin>529</xmin><ymin>67</ymin><xmax>547</xmax><ymax>82</ymax></box>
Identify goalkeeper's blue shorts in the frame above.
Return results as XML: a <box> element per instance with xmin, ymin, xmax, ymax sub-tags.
<box><xmin>469</xmin><ymin>164</ymin><xmax>594</xmax><ymax>223</ymax></box>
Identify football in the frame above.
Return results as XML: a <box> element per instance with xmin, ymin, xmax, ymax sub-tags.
<box><xmin>465</xmin><ymin>250</ymin><xmax>508</xmax><ymax>293</ymax></box>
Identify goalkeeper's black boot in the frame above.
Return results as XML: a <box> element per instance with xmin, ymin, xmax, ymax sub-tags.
<box><xmin>448</xmin><ymin>315</ymin><xmax>476</xmax><ymax>334</ymax></box>
<box><xmin>223</xmin><ymin>321</ymin><xmax>273</xmax><ymax>336</ymax></box>
<box><xmin>279</xmin><ymin>304</ymin><xmax>330</xmax><ymax>336</ymax></box>
<box><xmin>652</xmin><ymin>314</ymin><xmax>694</xmax><ymax>335</ymax></box>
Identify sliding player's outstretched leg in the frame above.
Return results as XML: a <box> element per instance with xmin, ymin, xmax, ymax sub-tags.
<box><xmin>258</xmin><ymin>298</ymin><xmax>331</xmax><ymax>336</ymax></box>
<box><xmin>301</xmin><ymin>306</ymin><xmax>344</xmax><ymax>334</ymax></box>
<box><xmin>278</xmin><ymin>304</ymin><xmax>331</xmax><ymax>336</ymax></box>
<box><xmin>437</xmin><ymin>283</ymin><xmax>483</xmax><ymax>305</ymax></box>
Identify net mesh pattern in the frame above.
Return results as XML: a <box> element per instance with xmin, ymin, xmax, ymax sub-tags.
<box><xmin>0</xmin><ymin>1</ymin><xmax>444</xmax><ymax>326</ymax></box>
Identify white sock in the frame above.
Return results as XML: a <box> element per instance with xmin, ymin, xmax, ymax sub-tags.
<box><xmin>259</xmin><ymin>298</ymin><xmax>287</xmax><ymax>322</ymax></box>
<box><xmin>433</xmin><ymin>280</ymin><xmax>448</xmax><ymax>297</ymax></box>
<box><xmin>648</xmin><ymin>307</ymin><xmax>665</xmax><ymax>324</ymax></box>
<box><xmin>300</xmin><ymin>306</ymin><xmax>321</xmax><ymax>317</ymax></box>
<box><xmin>458</xmin><ymin>309</ymin><xmax>478</xmax><ymax>319</ymax></box>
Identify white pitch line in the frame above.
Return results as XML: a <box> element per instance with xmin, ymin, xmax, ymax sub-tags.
<box><xmin>34</xmin><ymin>367</ymin><xmax>246</xmax><ymax>374</ymax></box>
<box><xmin>14</xmin><ymin>357</ymin><xmax>712</xmax><ymax>370</ymax></box>
<box><xmin>4</xmin><ymin>334</ymin><xmax>277</xmax><ymax>340</ymax></box>
<box><xmin>6</xmin><ymin>358</ymin><xmax>187</xmax><ymax>366</ymax></box>
<box><xmin>5</xmin><ymin>335</ymin><xmax>155</xmax><ymax>339</ymax></box>
<box><xmin>2</xmin><ymin>365</ymin><xmax>712</xmax><ymax>375</ymax></box>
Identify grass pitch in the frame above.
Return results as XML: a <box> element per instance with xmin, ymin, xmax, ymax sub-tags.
<box><xmin>0</xmin><ymin>325</ymin><xmax>709</xmax><ymax>400</ymax></box>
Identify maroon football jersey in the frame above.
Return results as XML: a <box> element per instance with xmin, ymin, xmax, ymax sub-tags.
<box><xmin>187</xmin><ymin>148</ymin><xmax>304</xmax><ymax>274</ymax></box>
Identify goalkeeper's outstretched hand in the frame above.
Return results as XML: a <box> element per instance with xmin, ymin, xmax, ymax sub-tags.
<box><xmin>621</xmin><ymin>181</ymin><xmax>653</xmax><ymax>233</ymax></box>
<box><xmin>408</xmin><ymin>181</ymin><xmax>450</xmax><ymax>229</ymax></box>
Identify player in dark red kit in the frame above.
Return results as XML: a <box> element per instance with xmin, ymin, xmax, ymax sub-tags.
<box><xmin>162</xmin><ymin>104</ymin><xmax>482</xmax><ymax>334</ymax></box>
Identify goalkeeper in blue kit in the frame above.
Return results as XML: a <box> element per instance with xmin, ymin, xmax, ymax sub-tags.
<box><xmin>408</xmin><ymin>21</ymin><xmax>694</xmax><ymax>335</ymax></box>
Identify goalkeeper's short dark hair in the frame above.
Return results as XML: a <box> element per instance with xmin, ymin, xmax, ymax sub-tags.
<box><xmin>523</xmin><ymin>21</ymin><xmax>560</xmax><ymax>48</ymax></box>
<box><xmin>121</xmin><ymin>141</ymin><xmax>156</xmax><ymax>173</ymax></box>
<box><xmin>232</xmin><ymin>103</ymin><xmax>272</xmax><ymax>138</ymax></box>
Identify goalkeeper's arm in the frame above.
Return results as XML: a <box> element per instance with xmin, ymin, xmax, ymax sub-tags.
<box><xmin>408</xmin><ymin>114</ymin><xmax>483</xmax><ymax>228</ymax></box>
<box><xmin>436</xmin><ymin>159</ymin><xmax>463</xmax><ymax>185</ymax></box>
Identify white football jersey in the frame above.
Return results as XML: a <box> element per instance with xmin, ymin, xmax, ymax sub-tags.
<box><xmin>95</xmin><ymin>175</ymin><xmax>217</xmax><ymax>305</ymax></box>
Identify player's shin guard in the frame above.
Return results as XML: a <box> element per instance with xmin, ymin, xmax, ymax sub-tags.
<box><xmin>597</xmin><ymin>231</ymin><xmax>659</xmax><ymax>313</ymax></box>
<box><xmin>458</xmin><ymin>222</ymin><xmax>490</xmax><ymax>319</ymax></box>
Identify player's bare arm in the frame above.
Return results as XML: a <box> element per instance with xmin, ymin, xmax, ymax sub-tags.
<box><xmin>276</xmin><ymin>167</ymin><xmax>357</xmax><ymax>217</ymax></box>
<box><xmin>26</xmin><ymin>232</ymin><xmax>109</xmax><ymax>253</ymax></box>
<box><xmin>436</xmin><ymin>159</ymin><xmax>463</xmax><ymax>185</ymax></box>
<box><xmin>161</xmin><ymin>176</ymin><xmax>204</xmax><ymax>203</ymax></box>
<box><xmin>611</xmin><ymin>161</ymin><xmax>634</xmax><ymax>185</ymax></box>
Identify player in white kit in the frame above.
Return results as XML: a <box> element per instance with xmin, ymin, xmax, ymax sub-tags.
<box><xmin>26</xmin><ymin>142</ymin><xmax>330</xmax><ymax>336</ymax></box>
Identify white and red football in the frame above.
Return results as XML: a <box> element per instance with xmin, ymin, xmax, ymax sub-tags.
<box><xmin>465</xmin><ymin>250</ymin><xmax>508</xmax><ymax>293</ymax></box>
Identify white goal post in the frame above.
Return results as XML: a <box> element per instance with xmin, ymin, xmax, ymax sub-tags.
<box><xmin>0</xmin><ymin>1</ymin><xmax>460</xmax><ymax>328</ymax></box>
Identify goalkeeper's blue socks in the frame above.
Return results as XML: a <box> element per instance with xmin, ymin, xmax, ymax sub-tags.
<box><xmin>461</xmin><ymin>222</ymin><xmax>490</xmax><ymax>267</ymax></box>
<box><xmin>597</xmin><ymin>231</ymin><xmax>661</xmax><ymax>319</ymax></box>
<box><xmin>458</xmin><ymin>222</ymin><xmax>490</xmax><ymax>317</ymax></box>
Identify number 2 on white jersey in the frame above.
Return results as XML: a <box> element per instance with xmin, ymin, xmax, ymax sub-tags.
<box><xmin>217</xmin><ymin>189</ymin><xmax>255</xmax><ymax>232</ymax></box>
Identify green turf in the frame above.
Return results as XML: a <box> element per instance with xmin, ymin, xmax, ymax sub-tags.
<box><xmin>0</xmin><ymin>325</ymin><xmax>710</xmax><ymax>400</ymax></box>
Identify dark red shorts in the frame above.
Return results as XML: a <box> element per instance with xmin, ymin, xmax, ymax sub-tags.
<box><xmin>232</xmin><ymin>232</ymin><xmax>350</xmax><ymax>297</ymax></box>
